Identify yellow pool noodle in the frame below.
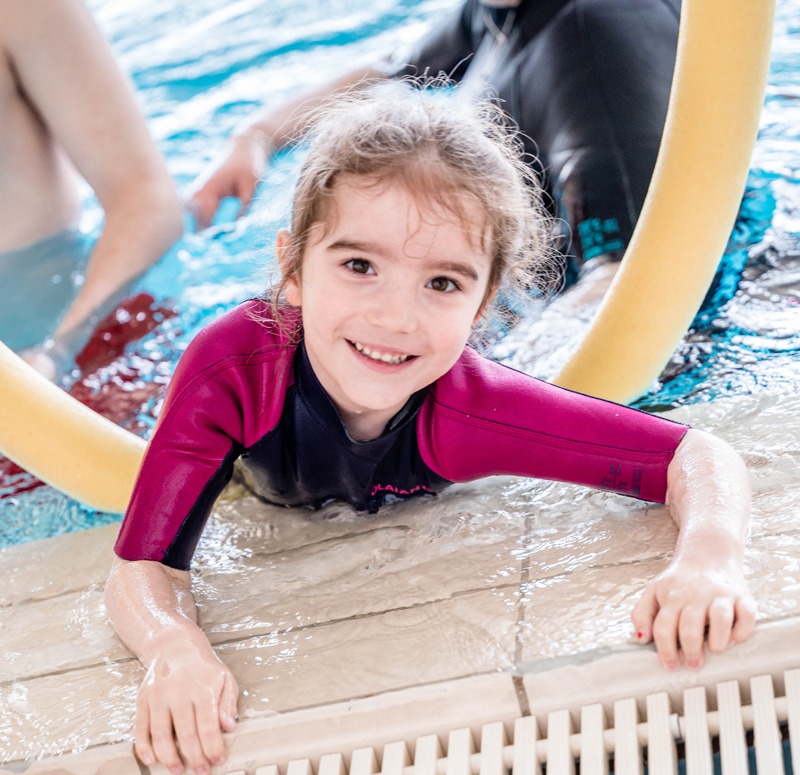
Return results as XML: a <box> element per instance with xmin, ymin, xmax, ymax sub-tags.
<box><xmin>554</xmin><ymin>0</ymin><xmax>775</xmax><ymax>402</ymax></box>
<box><xmin>0</xmin><ymin>340</ymin><xmax>145</xmax><ymax>513</ymax></box>
<box><xmin>0</xmin><ymin>0</ymin><xmax>776</xmax><ymax>512</ymax></box>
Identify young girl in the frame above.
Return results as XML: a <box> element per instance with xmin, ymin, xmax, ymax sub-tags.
<box><xmin>105</xmin><ymin>85</ymin><xmax>755</xmax><ymax>775</ymax></box>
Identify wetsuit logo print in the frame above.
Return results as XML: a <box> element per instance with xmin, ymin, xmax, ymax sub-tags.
<box><xmin>601</xmin><ymin>464</ymin><xmax>643</xmax><ymax>496</ymax></box>
<box><xmin>370</xmin><ymin>483</ymin><xmax>435</xmax><ymax>498</ymax></box>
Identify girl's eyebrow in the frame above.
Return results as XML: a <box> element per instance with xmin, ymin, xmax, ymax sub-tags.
<box><xmin>327</xmin><ymin>239</ymin><xmax>480</xmax><ymax>282</ymax></box>
<box><xmin>327</xmin><ymin>238</ymin><xmax>387</xmax><ymax>256</ymax></box>
<box><xmin>427</xmin><ymin>260</ymin><xmax>480</xmax><ymax>282</ymax></box>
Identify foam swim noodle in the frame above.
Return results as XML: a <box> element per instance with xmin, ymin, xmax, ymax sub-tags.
<box><xmin>554</xmin><ymin>0</ymin><xmax>775</xmax><ymax>403</ymax></box>
<box><xmin>0</xmin><ymin>341</ymin><xmax>145</xmax><ymax>513</ymax></box>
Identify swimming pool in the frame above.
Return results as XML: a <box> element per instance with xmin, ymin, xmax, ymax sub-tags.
<box><xmin>3</xmin><ymin>6</ymin><xmax>800</xmax><ymax>770</ymax></box>
<box><xmin>1</xmin><ymin>0</ymin><xmax>799</xmax><ymax>546</ymax></box>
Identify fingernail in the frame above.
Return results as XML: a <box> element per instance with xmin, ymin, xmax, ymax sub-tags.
<box><xmin>637</xmin><ymin>631</ymin><xmax>645</xmax><ymax>640</ymax></box>
<box><xmin>665</xmin><ymin>660</ymin><xmax>679</xmax><ymax>672</ymax></box>
<box><xmin>686</xmin><ymin>659</ymin><xmax>701</xmax><ymax>671</ymax></box>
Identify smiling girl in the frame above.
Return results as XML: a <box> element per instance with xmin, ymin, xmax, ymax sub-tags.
<box><xmin>105</xmin><ymin>85</ymin><xmax>755</xmax><ymax>775</ymax></box>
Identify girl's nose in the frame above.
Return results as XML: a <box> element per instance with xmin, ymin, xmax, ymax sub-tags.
<box><xmin>366</xmin><ymin>287</ymin><xmax>419</xmax><ymax>333</ymax></box>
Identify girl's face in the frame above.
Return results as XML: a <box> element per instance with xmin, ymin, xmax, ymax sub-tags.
<box><xmin>280</xmin><ymin>175</ymin><xmax>493</xmax><ymax>441</ymax></box>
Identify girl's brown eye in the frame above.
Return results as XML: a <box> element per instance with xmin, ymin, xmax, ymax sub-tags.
<box><xmin>427</xmin><ymin>276</ymin><xmax>458</xmax><ymax>293</ymax></box>
<box><xmin>345</xmin><ymin>259</ymin><xmax>373</xmax><ymax>274</ymax></box>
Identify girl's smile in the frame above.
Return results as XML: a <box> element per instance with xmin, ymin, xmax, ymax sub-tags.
<box><xmin>350</xmin><ymin>340</ymin><xmax>416</xmax><ymax>366</ymax></box>
<box><xmin>279</xmin><ymin>174</ymin><xmax>493</xmax><ymax>441</ymax></box>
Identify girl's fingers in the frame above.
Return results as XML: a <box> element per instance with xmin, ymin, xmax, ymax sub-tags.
<box><xmin>172</xmin><ymin>700</ymin><xmax>210</xmax><ymax>775</ymax></box>
<box><xmin>195</xmin><ymin>694</ymin><xmax>227</xmax><ymax>767</ymax></box>
<box><xmin>149</xmin><ymin>702</ymin><xmax>185</xmax><ymax>775</ymax></box>
<box><xmin>706</xmin><ymin>598</ymin><xmax>735</xmax><ymax>653</ymax></box>
<box><xmin>677</xmin><ymin>606</ymin><xmax>707</xmax><ymax>670</ymax></box>
<box><xmin>731</xmin><ymin>596</ymin><xmax>758</xmax><ymax>643</ymax></box>
<box><xmin>631</xmin><ymin>585</ymin><xmax>659</xmax><ymax>643</ymax></box>
<box><xmin>134</xmin><ymin>695</ymin><xmax>155</xmax><ymax>767</ymax></box>
<box><xmin>219</xmin><ymin>671</ymin><xmax>240</xmax><ymax>732</ymax></box>
<box><xmin>651</xmin><ymin>602</ymin><xmax>681</xmax><ymax>671</ymax></box>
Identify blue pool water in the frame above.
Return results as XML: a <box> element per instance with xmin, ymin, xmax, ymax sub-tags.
<box><xmin>1</xmin><ymin>0</ymin><xmax>799</xmax><ymax>546</ymax></box>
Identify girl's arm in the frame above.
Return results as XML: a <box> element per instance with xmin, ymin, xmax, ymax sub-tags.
<box><xmin>104</xmin><ymin>558</ymin><xmax>238</xmax><ymax>775</ymax></box>
<box><xmin>631</xmin><ymin>428</ymin><xmax>757</xmax><ymax>670</ymax></box>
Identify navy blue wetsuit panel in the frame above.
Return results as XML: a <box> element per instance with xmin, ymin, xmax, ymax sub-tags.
<box><xmin>238</xmin><ymin>344</ymin><xmax>450</xmax><ymax>513</ymax></box>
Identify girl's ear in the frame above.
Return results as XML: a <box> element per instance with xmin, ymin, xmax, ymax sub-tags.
<box><xmin>276</xmin><ymin>229</ymin><xmax>302</xmax><ymax>307</ymax></box>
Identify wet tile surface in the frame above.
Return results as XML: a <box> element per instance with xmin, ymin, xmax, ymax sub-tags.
<box><xmin>2</xmin><ymin>392</ymin><xmax>799</xmax><ymax>770</ymax></box>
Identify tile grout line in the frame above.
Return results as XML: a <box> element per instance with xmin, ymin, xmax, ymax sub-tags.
<box><xmin>512</xmin><ymin>509</ymin><xmax>534</xmax><ymax>718</ymax></box>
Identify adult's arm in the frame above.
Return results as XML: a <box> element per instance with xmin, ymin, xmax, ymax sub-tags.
<box><xmin>6</xmin><ymin>0</ymin><xmax>183</xmax><ymax>369</ymax></box>
<box><xmin>187</xmin><ymin>0</ymin><xmax>476</xmax><ymax>228</ymax></box>
<box><xmin>632</xmin><ymin>428</ymin><xmax>756</xmax><ymax>670</ymax></box>
<box><xmin>188</xmin><ymin>63</ymin><xmax>388</xmax><ymax>229</ymax></box>
<box><xmin>104</xmin><ymin>558</ymin><xmax>238</xmax><ymax>774</ymax></box>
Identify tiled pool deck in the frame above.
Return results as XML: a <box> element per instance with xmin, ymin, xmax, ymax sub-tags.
<box><xmin>1</xmin><ymin>392</ymin><xmax>799</xmax><ymax>774</ymax></box>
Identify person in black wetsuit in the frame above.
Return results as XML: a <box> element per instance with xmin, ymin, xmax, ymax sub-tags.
<box><xmin>189</xmin><ymin>0</ymin><xmax>680</xmax><ymax>280</ymax></box>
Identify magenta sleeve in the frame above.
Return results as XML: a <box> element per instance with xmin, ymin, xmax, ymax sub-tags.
<box><xmin>113</xmin><ymin>302</ymin><xmax>296</xmax><ymax>569</ymax></box>
<box><xmin>417</xmin><ymin>348</ymin><xmax>689</xmax><ymax>503</ymax></box>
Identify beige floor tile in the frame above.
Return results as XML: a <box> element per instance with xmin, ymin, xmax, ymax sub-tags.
<box><xmin>216</xmin><ymin>673</ymin><xmax>520</xmax><ymax>775</ymax></box>
<box><xmin>199</xmin><ymin>478</ymin><xmax>522</xmax><ymax>561</ymax></box>
<box><xmin>520</xmin><ymin>616</ymin><xmax>800</xmax><ymax>720</ymax></box>
<box><xmin>516</xmin><ymin>558</ymin><xmax>669</xmax><ymax>666</ymax></box>
<box><xmin>517</xmin><ymin>527</ymin><xmax>800</xmax><ymax>669</ymax></box>
<box><xmin>0</xmin><ymin>524</ymin><xmax>116</xmax><ymax>606</ymax></box>
<box><xmin>14</xmin><ymin>742</ymin><xmax>142</xmax><ymax>775</ymax></box>
<box><xmin>191</xmin><ymin>483</ymin><xmax>527</xmax><ymax>641</ymax></box>
<box><xmin>1</xmin><ymin>587</ymin><xmax>517</xmax><ymax>765</ymax></box>
<box><xmin>0</xmin><ymin>588</ymin><xmax>129</xmax><ymax>683</ymax></box>
<box><xmin>8</xmin><ymin>674</ymin><xmax>520</xmax><ymax>775</ymax></box>
<box><xmin>220</xmin><ymin>587</ymin><xmax>520</xmax><ymax>717</ymax></box>
<box><xmin>1</xmin><ymin>659</ymin><xmax>140</xmax><ymax>764</ymax></box>
<box><xmin>745</xmin><ymin>531</ymin><xmax>800</xmax><ymax>620</ymax></box>
<box><xmin>520</xmin><ymin>498</ymin><xmax>677</xmax><ymax>581</ymax></box>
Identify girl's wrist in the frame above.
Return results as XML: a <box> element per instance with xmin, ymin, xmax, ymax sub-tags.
<box><xmin>673</xmin><ymin>532</ymin><xmax>746</xmax><ymax>572</ymax></box>
<box><xmin>141</xmin><ymin>620</ymin><xmax>212</xmax><ymax>665</ymax></box>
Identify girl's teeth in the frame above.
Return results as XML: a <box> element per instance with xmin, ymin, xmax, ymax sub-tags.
<box><xmin>353</xmin><ymin>342</ymin><xmax>410</xmax><ymax>365</ymax></box>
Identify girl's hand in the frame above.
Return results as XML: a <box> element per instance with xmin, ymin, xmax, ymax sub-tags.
<box><xmin>134</xmin><ymin>638</ymin><xmax>239</xmax><ymax>775</ymax></box>
<box><xmin>631</xmin><ymin>558</ymin><xmax>756</xmax><ymax>672</ymax></box>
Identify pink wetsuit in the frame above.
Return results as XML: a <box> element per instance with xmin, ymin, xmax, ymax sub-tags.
<box><xmin>115</xmin><ymin>300</ymin><xmax>689</xmax><ymax>569</ymax></box>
